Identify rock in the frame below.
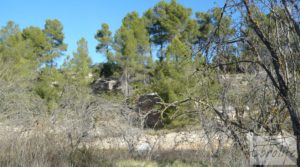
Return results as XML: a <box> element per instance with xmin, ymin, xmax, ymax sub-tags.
<box><xmin>144</xmin><ymin>111</ymin><xmax>164</xmax><ymax>129</ymax></box>
<box><xmin>136</xmin><ymin>93</ymin><xmax>164</xmax><ymax>129</ymax></box>
<box><xmin>136</xmin><ymin>93</ymin><xmax>161</xmax><ymax>113</ymax></box>
<box><xmin>136</xmin><ymin>142</ymin><xmax>151</xmax><ymax>157</ymax></box>
<box><xmin>92</xmin><ymin>78</ymin><xmax>121</xmax><ymax>92</ymax></box>
<box><xmin>107</xmin><ymin>80</ymin><xmax>117</xmax><ymax>90</ymax></box>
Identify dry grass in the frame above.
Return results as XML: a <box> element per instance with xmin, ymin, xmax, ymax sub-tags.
<box><xmin>0</xmin><ymin>127</ymin><xmax>247</xmax><ymax>167</ymax></box>
<box><xmin>0</xmin><ymin>129</ymin><xmax>105</xmax><ymax>167</ymax></box>
<box><xmin>0</xmin><ymin>83</ymin><xmax>248</xmax><ymax>166</ymax></box>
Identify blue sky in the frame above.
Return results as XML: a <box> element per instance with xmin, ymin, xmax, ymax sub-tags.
<box><xmin>0</xmin><ymin>0</ymin><xmax>224</xmax><ymax>64</ymax></box>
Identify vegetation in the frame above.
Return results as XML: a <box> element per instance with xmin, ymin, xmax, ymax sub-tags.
<box><xmin>1</xmin><ymin>0</ymin><xmax>300</xmax><ymax>166</ymax></box>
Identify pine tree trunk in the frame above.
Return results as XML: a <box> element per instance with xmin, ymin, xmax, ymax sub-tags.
<box><xmin>159</xmin><ymin>43</ymin><xmax>163</xmax><ymax>62</ymax></box>
<box><xmin>297</xmin><ymin>135</ymin><xmax>300</xmax><ymax>167</ymax></box>
<box><xmin>123</xmin><ymin>67</ymin><xmax>128</xmax><ymax>97</ymax></box>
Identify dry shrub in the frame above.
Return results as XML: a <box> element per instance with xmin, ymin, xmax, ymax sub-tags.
<box><xmin>0</xmin><ymin>130</ymin><xmax>68</xmax><ymax>167</ymax></box>
<box><xmin>0</xmin><ymin>129</ymin><xmax>115</xmax><ymax>167</ymax></box>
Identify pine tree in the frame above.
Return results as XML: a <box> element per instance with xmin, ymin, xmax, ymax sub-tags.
<box><xmin>144</xmin><ymin>0</ymin><xmax>194</xmax><ymax>61</ymax></box>
<box><xmin>43</xmin><ymin>19</ymin><xmax>67</xmax><ymax>67</ymax></box>
<box><xmin>24</xmin><ymin>19</ymin><xmax>68</xmax><ymax>111</ymax></box>
<box><xmin>0</xmin><ymin>22</ymin><xmax>38</xmax><ymax>83</ymax></box>
<box><xmin>95</xmin><ymin>23</ymin><xmax>113</xmax><ymax>62</ymax></box>
<box><xmin>113</xmin><ymin>12</ymin><xmax>151</xmax><ymax>96</ymax></box>
<box><xmin>196</xmin><ymin>8</ymin><xmax>236</xmax><ymax>68</ymax></box>
<box><xmin>70</xmin><ymin>38</ymin><xmax>92</xmax><ymax>86</ymax></box>
<box><xmin>22</xmin><ymin>19</ymin><xmax>67</xmax><ymax>67</ymax></box>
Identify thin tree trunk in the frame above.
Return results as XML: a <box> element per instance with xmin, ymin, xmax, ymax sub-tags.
<box><xmin>159</xmin><ymin>43</ymin><xmax>164</xmax><ymax>62</ymax></box>
<box><xmin>124</xmin><ymin>67</ymin><xmax>128</xmax><ymax>97</ymax></box>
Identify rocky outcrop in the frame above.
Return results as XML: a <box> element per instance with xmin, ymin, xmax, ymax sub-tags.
<box><xmin>143</xmin><ymin>111</ymin><xmax>164</xmax><ymax>129</ymax></box>
<box><xmin>136</xmin><ymin>93</ymin><xmax>164</xmax><ymax>129</ymax></box>
<box><xmin>92</xmin><ymin>78</ymin><xmax>121</xmax><ymax>92</ymax></box>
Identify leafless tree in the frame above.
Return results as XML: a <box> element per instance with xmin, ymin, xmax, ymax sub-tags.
<box><xmin>199</xmin><ymin>0</ymin><xmax>300</xmax><ymax>165</ymax></box>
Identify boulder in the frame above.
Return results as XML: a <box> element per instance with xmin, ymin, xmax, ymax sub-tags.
<box><xmin>144</xmin><ymin>111</ymin><xmax>164</xmax><ymax>129</ymax></box>
<box><xmin>92</xmin><ymin>78</ymin><xmax>120</xmax><ymax>92</ymax></box>
<box><xmin>136</xmin><ymin>93</ymin><xmax>161</xmax><ymax>113</ymax></box>
<box><xmin>136</xmin><ymin>93</ymin><xmax>164</xmax><ymax>129</ymax></box>
<box><xmin>136</xmin><ymin>142</ymin><xmax>151</xmax><ymax>157</ymax></box>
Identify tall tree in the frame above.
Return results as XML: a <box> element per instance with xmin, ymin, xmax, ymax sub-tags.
<box><xmin>70</xmin><ymin>38</ymin><xmax>92</xmax><ymax>86</ymax></box>
<box><xmin>196</xmin><ymin>7</ymin><xmax>236</xmax><ymax>67</ymax></box>
<box><xmin>113</xmin><ymin>12</ymin><xmax>151</xmax><ymax>96</ymax></box>
<box><xmin>95</xmin><ymin>23</ymin><xmax>113</xmax><ymax>61</ymax></box>
<box><xmin>43</xmin><ymin>19</ymin><xmax>67</xmax><ymax>67</ymax></box>
<box><xmin>25</xmin><ymin>19</ymin><xmax>68</xmax><ymax>111</ymax></box>
<box><xmin>144</xmin><ymin>0</ymin><xmax>194</xmax><ymax>61</ymax></box>
<box><xmin>21</xmin><ymin>19</ymin><xmax>67</xmax><ymax>67</ymax></box>
<box><xmin>22</xmin><ymin>26</ymin><xmax>52</xmax><ymax>64</ymax></box>
<box><xmin>0</xmin><ymin>22</ymin><xmax>37</xmax><ymax>83</ymax></box>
